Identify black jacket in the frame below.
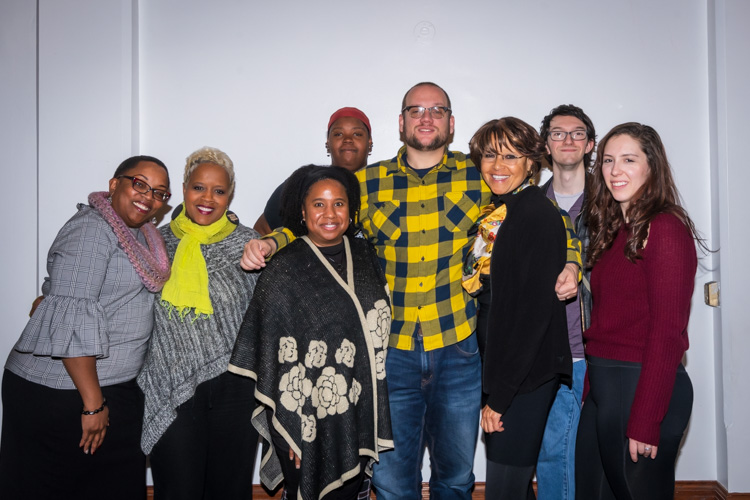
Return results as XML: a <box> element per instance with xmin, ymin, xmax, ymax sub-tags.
<box><xmin>481</xmin><ymin>185</ymin><xmax>572</xmax><ymax>414</ymax></box>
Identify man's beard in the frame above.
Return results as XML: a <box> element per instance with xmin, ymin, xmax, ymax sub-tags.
<box><xmin>404</xmin><ymin>131</ymin><xmax>451</xmax><ymax>152</ymax></box>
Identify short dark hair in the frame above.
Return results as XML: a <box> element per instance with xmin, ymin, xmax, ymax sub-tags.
<box><xmin>113</xmin><ymin>155</ymin><xmax>169</xmax><ymax>185</ymax></box>
<box><xmin>401</xmin><ymin>82</ymin><xmax>452</xmax><ymax>112</ymax></box>
<box><xmin>540</xmin><ymin>104</ymin><xmax>597</xmax><ymax>169</ymax></box>
<box><xmin>469</xmin><ymin>117</ymin><xmax>547</xmax><ymax>177</ymax></box>
<box><xmin>280</xmin><ymin>165</ymin><xmax>361</xmax><ymax>238</ymax></box>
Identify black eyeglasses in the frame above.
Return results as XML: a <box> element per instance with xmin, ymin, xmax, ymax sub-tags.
<box><xmin>548</xmin><ymin>130</ymin><xmax>588</xmax><ymax>142</ymax></box>
<box><xmin>118</xmin><ymin>176</ymin><xmax>171</xmax><ymax>202</ymax></box>
<box><xmin>482</xmin><ymin>152</ymin><xmax>525</xmax><ymax>165</ymax></box>
<box><xmin>402</xmin><ymin>105</ymin><xmax>451</xmax><ymax>119</ymax></box>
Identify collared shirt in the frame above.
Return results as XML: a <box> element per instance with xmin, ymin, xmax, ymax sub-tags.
<box><xmin>268</xmin><ymin>147</ymin><xmax>581</xmax><ymax>352</ymax></box>
<box><xmin>357</xmin><ymin>147</ymin><xmax>490</xmax><ymax>351</ymax></box>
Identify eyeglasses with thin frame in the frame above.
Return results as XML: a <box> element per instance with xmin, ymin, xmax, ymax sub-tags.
<box><xmin>548</xmin><ymin>130</ymin><xmax>588</xmax><ymax>142</ymax></box>
<box><xmin>118</xmin><ymin>175</ymin><xmax>171</xmax><ymax>202</ymax></box>
<box><xmin>482</xmin><ymin>152</ymin><xmax>525</xmax><ymax>165</ymax></box>
<box><xmin>402</xmin><ymin>105</ymin><xmax>452</xmax><ymax>120</ymax></box>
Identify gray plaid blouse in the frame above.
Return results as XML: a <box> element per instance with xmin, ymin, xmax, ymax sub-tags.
<box><xmin>5</xmin><ymin>204</ymin><xmax>156</xmax><ymax>389</ymax></box>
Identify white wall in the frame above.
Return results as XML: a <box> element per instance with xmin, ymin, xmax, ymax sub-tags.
<box><xmin>0</xmin><ymin>0</ymin><xmax>746</xmax><ymax>491</ymax></box>
<box><xmin>709</xmin><ymin>0</ymin><xmax>750</xmax><ymax>493</ymax></box>
<box><xmin>0</xmin><ymin>0</ymin><xmax>39</xmax><ymax>401</ymax></box>
<box><xmin>36</xmin><ymin>0</ymin><xmax>139</xmax><ymax>278</ymax></box>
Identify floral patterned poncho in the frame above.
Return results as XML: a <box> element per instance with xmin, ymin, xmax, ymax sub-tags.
<box><xmin>229</xmin><ymin>236</ymin><xmax>393</xmax><ymax>500</ymax></box>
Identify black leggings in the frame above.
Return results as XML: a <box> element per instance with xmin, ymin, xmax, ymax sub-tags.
<box><xmin>575</xmin><ymin>357</ymin><xmax>693</xmax><ymax>500</ymax></box>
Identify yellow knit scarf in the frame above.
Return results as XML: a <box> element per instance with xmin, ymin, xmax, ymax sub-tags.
<box><xmin>160</xmin><ymin>205</ymin><xmax>236</xmax><ymax>319</ymax></box>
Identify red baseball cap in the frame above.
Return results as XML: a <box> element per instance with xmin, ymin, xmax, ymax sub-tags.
<box><xmin>327</xmin><ymin>107</ymin><xmax>371</xmax><ymax>134</ymax></box>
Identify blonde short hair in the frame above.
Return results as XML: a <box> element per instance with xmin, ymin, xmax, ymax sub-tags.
<box><xmin>184</xmin><ymin>146</ymin><xmax>235</xmax><ymax>195</ymax></box>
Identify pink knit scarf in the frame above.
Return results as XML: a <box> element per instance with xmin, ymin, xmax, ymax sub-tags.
<box><xmin>88</xmin><ymin>191</ymin><xmax>171</xmax><ymax>292</ymax></box>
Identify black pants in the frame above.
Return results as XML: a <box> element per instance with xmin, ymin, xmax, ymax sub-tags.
<box><xmin>0</xmin><ymin>370</ymin><xmax>146</xmax><ymax>500</ymax></box>
<box><xmin>150</xmin><ymin>371</ymin><xmax>259</xmax><ymax>500</ymax></box>
<box><xmin>484</xmin><ymin>377</ymin><xmax>559</xmax><ymax>500</ymax></box>
<box><xmin>575</xmin><ymin>357</ymin><xmax>693</xmax><ymax>500</ymax></box>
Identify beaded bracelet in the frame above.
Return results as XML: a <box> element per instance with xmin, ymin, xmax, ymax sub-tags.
<box><xmin>81</xmin><ymin>399</ymin><xmax>107</xmax><ymax>416</ymax></box>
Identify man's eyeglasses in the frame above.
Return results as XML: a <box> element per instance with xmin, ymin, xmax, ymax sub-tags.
<box><xmin>548</xmin><ymin>130</ymin><xmax>588</xmax><ymax>142</ymax></box>
<box><xmin>118</xmin><ymin>175</ymin><xmax>171</xmax><ymax>202</ymax></box>
<box><xmin>402</xmin><ymin>106</ymin><xmax>451</xmax><ymax>120</ymax></box>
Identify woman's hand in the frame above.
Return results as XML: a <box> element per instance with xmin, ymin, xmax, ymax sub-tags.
<box><xmin>628</xmin><ymin>437</ymin><xmax>658</xmax><ymax>462</ymax></box>
<box><xmin>289</xmin><ymin>447</ymin><xmax>301</xmax><ymax>469</ymax></box>
<box><xmin>61</xmin><ymin>356</ymin><xmax>109</xmax><ymax>454</ymax></box>
<box><xmin>80</xmin><ymin>405</ymin><xmax>110</xmax><ymax>455</ymax></box>
<box><xmin>555</xmin><ymin>262</ymin><xmax>579</xmax><ymax>301</ymax></box>
<box><xmin>241</xmin><ymin>239</ymin><xmax>276</xmax><ymax>270</ymax></box>
<box><xmin>29</xmin><ymin>296</ymin><xmax>44</xmax><ymax>317</ymax></box>
<box><xmin>481</xmin><ymin>405</ymin><xmax>505</xmax><ymax>434</ymax></box>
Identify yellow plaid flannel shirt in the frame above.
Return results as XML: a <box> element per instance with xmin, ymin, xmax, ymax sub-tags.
<box><xmin>267</xmin><ymin>146</ymin><xmax>581</xmax><ymax>351</ymax></box>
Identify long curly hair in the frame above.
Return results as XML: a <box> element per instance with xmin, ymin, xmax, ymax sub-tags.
<box><xmin>586</xmin><ymin>122</ymin><xmax>705</xmax><ymax>266</ymax></box>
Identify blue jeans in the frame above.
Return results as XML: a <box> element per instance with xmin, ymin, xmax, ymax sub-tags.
<box><xmin>372</xmin><ymin>334</ymin><xmax>481</xmax><ymax>500</ymax></box>
<box><xmin>536</xmin><ymin>359</ymin><xmax>586</xmax><ymax>500</ymax></box>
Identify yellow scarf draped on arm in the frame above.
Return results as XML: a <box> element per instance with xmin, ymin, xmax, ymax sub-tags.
<box><xmin>160</xmin><ymin>205</ymin><xmax>236</xmax><ymax>318</ymax></box>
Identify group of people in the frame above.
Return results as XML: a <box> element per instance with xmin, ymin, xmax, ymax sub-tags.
<box><xmin>0</xmin><ymin>81</ymin><xmax>700</xmax><ymax>500</ymax></box>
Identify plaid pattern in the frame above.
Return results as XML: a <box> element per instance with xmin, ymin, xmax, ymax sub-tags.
<box><xmin>6</xmin><ymin>206</ymin><xmax>155</xmax><ymax>389</ymax></box>
<box><xmin>268</xmin><ymin>147</ymin><xmax>581</xmax><ymax>352</ymax></box>
<box><xmin>355</xmin><ymin>147</ymin><xmax>491</xmax><ymax>351</ymax></box>
<box><xmin>549</xmin><ymin>197</ymin><xmax>583</xmax><ymax>281</ymax></box>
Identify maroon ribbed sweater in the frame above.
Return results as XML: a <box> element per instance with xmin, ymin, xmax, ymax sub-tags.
<box><xmin>585</xmin><ymin>213</ymin><xmax>697</xmax><ymax>445</ymax></box>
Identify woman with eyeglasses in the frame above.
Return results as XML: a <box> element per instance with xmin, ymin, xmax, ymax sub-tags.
<box><xmin>463</xmin><ymin>117</ymin><xmax>572</xmax><ymax>499</ymax></box>
<box><xmin>575</xmin><ymin>123</ymin><xmax>700</xmax><ymax>499</ymax></box>
<box><xmin>137</xmin><ymin>147</ymin><xmax>261</xmax><ymax>499</ymax></box>
<box><xmin>0</xmin><ymin>156</ymin><xmax>172</xmax><ymax>499</ymax></box>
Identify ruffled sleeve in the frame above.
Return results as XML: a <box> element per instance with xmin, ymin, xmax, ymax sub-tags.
<box><xmin>13</xmin><ymin>209</ymin><xmax>114</xmax><ymax>358</ymax></box>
